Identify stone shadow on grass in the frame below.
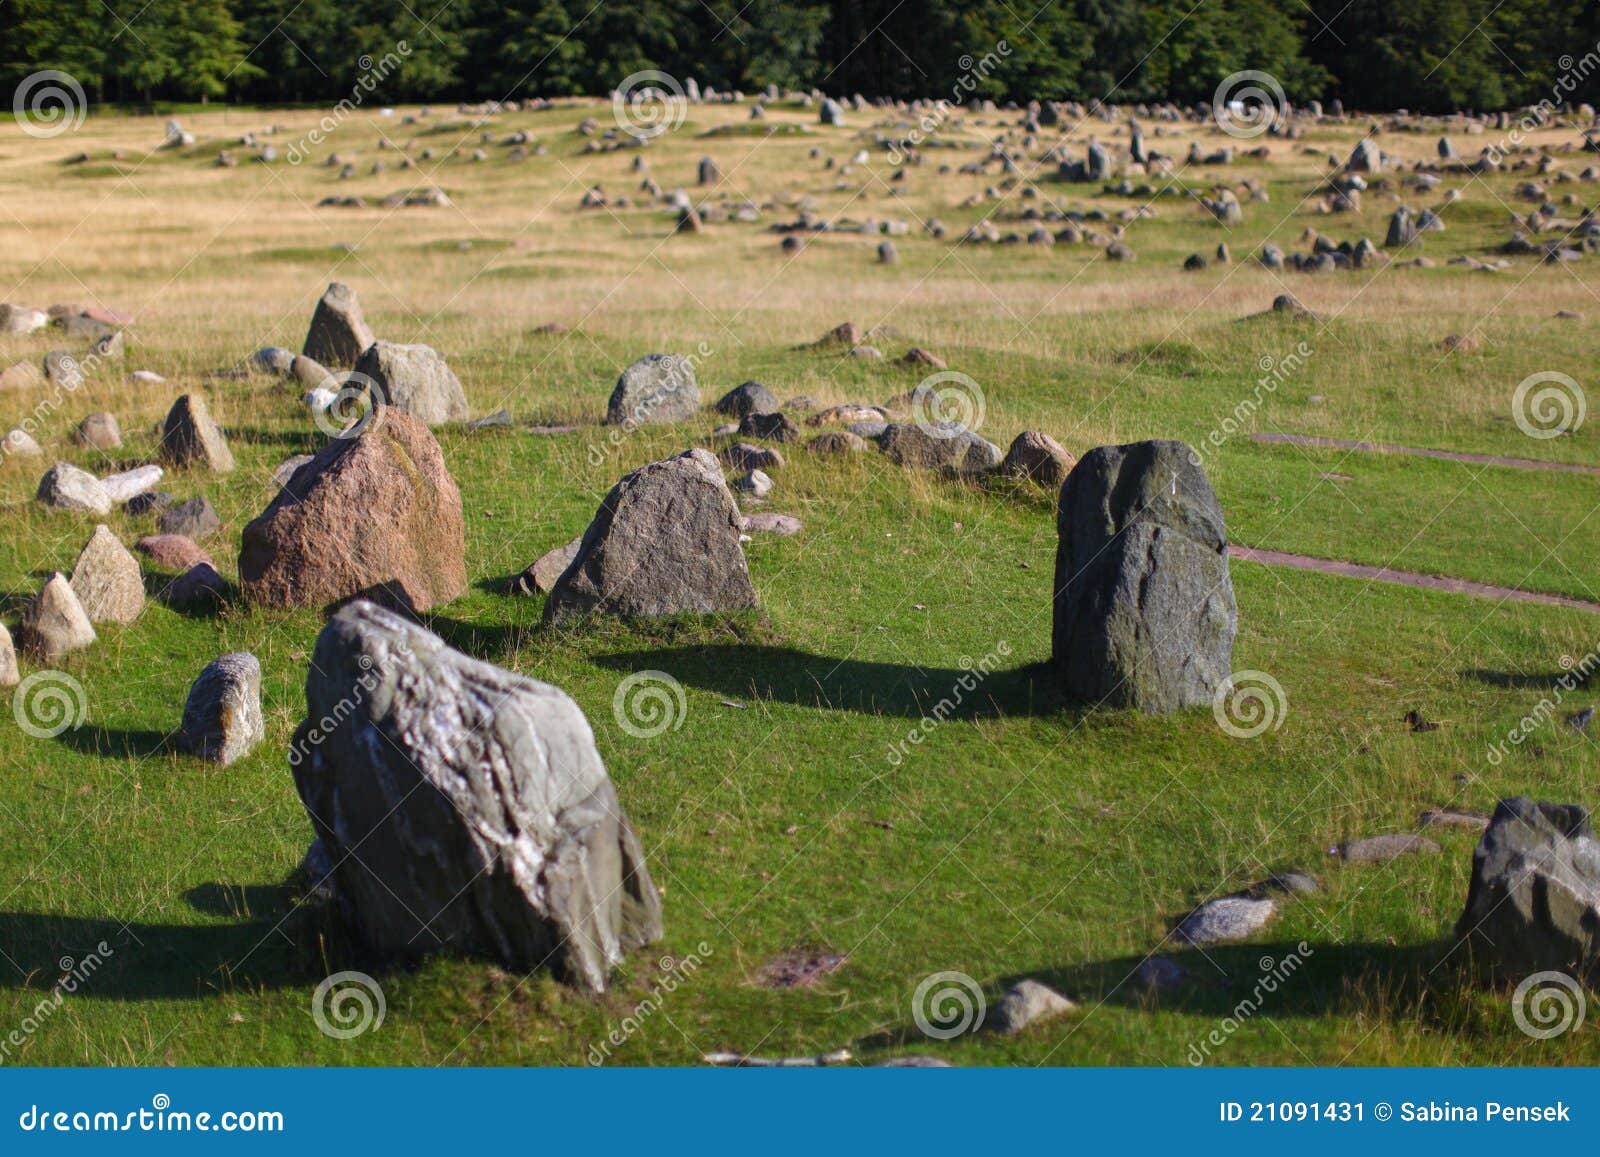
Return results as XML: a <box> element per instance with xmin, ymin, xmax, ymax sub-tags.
<box><xmin>595</xmin><ymin>644</ymin><xmax>1060</xmax><ymax>719</ymax></box>
<box><xmin>1462</xmin><ymin>667</ymin><xmax>1592</xmax><ymax>691</ymax></box>
<box><xmin>52</xmin><ymin>725</ymin><xmax>170</xmax><ymax>760</ymax></box>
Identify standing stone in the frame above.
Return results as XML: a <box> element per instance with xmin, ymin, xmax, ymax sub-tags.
<box><xmin>158</xmin><ymin>496</ymin><xmax>222</xmax><ymax>540</ymax></box>
<box><xmin>0</xmin><ymin>623</ymin><xmax>16</xmax><ymax>687</ymax></box>
<box><xmin>69</xmin><ymin>525</ymin><xmax>145</xmax><ymax>623</ymax></box>
<box><xmin>1347</xmin><ymin>137</ymin><xmax>1382</xmax><ymax>172</ymax></box>
<box><xmin>698</xmin><ymin>156</ymin><xmax>720</xmax><ymax>185</ymax></box>
<box><xmin>878</xmin><ymin>239</ymin><xmax>898</xmax><ymax>264</ymax></box>
<box><xmin>511</xmin><ymin>537</ymin><xmax>583</xmax><ymax>597</ymax></box>
<box><xmin>239</xmin><ymin>409</ymin><xmax>467</xmax><ymax>612</ymax></box>
<box><xmin>179</xmin><ymin>653</ymin><xmax>265</xmax><ymax>767</ymax></box>
<box><xmin>1456</xmin><ymin>797</ymin><xmax>1600</xmax><ymax>979</ymax></box>
<box><xmin>545</xmin><ymin>448</ymin><xmax>758</xmax><ymax>623</ymax></box>
<box><xmin>292</xmin><ymin>600</ymin><xmax>663</xmax><ymax>990</ymax></box>
<box><xmin>71</xmin><ymin>412</ymin><xmax>122</xmax><ymax>450</ymax></box>
<box><xmin>605</xmin><ymin>354</ymin><xmax>700</xmax><ymax>426</ymax></box>
<box><xmin>820</xmin><ymin>98</ymin><xmax>845</xmax><ymax>126</ymax></box>
<box><xmin>19</xmin><ymin>573</ymin><xmax>96</xmax><ymax>659</ymax></box>
<box><xmin>1384</xmin><ymin>206</ymin><xmax>1419</xmax><ymax>248</ymax></box>
<box><xmin>1052</xmin><ymin>440</ymin><xmax>1236</xmax><ymax>713</ymax></box>
<box><xmin>36</xmin><ymin>463</ymin><xmax>111</xmax><ymax>514</ymax></box>
<box><xmin>350</xmin><ymin>341</ymin><xmax>470</xmax><ymax>426</ymax></box>
<box><xmin>303</xmin><ymin>282</ymin><xmax>376</xmax><ymax>367</ymax></box>
<box><xmin>160</xmin><ymin>395</ymin><xmax>235</xmax><ymax>472</ymax></box>
<box><xmin>999</xmin><ymin>431</ymin><xmax>1074</xmax><ymax>488</ymax></box>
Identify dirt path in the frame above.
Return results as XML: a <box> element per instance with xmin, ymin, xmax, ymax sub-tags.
<box><xmin>1250</xmin><ymin>432</ymin><xmax>1600</xmax><ymax>476</ymax></box>
<box><xmin>1229</xmin><ymin>546</ymin><xmax>1600</xmax><ymax>613</ymax></box>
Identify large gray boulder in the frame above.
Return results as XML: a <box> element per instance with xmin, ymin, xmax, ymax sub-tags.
<box><xmin>1456</xmin><ymin>797</ymin><xmax>1600</xmax><ymax>979</ymax></box>
<box><xmin>351</xmin><ymin>341</ymin><xmax>470</xmax><ymax>426</ymax></box>
<box><xmin>1052</xmin><ymin>440</ymin><xmax>1236</xmax><ymax>713</ymax></box>
<box><xmin>880</xmin><ymin>422</ymin><xmax>1002</xmax><ymax>473</ymax></box>
<box><xmin>605</xmin><ymin>354</ymin><xmax>700</xmax><ymax>426</ymax></box>
<box><xmin>303</xmin><ymin>282</ymin><xmax>376</xmax><ymax>367</ymax></box>
<box><xmin>545</xmin><ymin>448</ymin><xmax>757</xmax><ymax>623</ymax></box>
<box><xmin>291</xmin><ymin>601</ymin><xmax>663</xmax><ymax>990</ymax></box>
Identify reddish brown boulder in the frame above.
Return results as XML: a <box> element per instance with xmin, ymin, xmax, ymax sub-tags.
<box><xmin>137</xmin><ymin>534</ymin><xmax>213</xmax><ymax>572</ymax></box>
<box><xmin>238</xmin><ymin>410</ymin><xmax>466</xmax><ymax>612</ymax></box>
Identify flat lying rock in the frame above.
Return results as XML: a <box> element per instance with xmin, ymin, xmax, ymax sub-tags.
<box><xmin>351</xmin><ymin>340</ymin><xmax>470</xmax><ymax>426</ymax></box>
<box><xmin>606</xmin><ymin>353</ymin><xmax>699</xmax><ymax>426</ymax></box>
<box><xmin>292</xmin><ymin>600</ymin><xmax>663</xmax><ymax>990</ymax></box>
<box><xmin>179</xmin><ymin>653</ymin><xmax>264</xmax><ymax>766</ymax></box>
<box><xmin>69</xmin><ymin>525</ymin><xmax>144</xmax><ymax>623</ymax></box>
<box><xmin>807</xmin><ymin>430</ymin><xmax>870</xmax><ymax>455</ymax></box>
<box><xmin>103</xmin><ymin>465</ymin><xmax>163</xmax><ymax>503</ymax></box>
<box><xmin>37</xmin><ymin>463</ymin><xmax>111</xmax><ymax>514</ymax></box>
<box><xmin>880</xmin><ymin>422</ymin><xmax>1000</xmax><ymax>473</ymax></box>
<box><xmin>986</xmin><ymin>979</ymin><xmax>1077</xmax><ymax>1034</ymax></box>
<box><xmin>125</xmin><ymin>490</ymin><xmax>174</xmax><ymax>517</ymax></box>
<box><xmin>546</xmin><ymin>448</ymin><xmax>757</xmax><ymax>623</ymax></box>
<box><xmin>741</xmin><ymin>513</ymin><xmax>802</xmax><ymax>536</ymax></box>
<box><xmin>511</xmin><ymin>537</ymin><xmax>583</xmax><ymax>597</ymax></box>
<box><xmin>718</xmin><ymin>443</ymin><xmax>785</xmax><ymax>471</ymax></box>
<box><xmin>738</xmin><ymin>411</ymin><xmax>801</xmax><ymax>443</ymax></box>
<box><xmin>1173</xmin><ymin>895</ymin><xmax>1276</xmax><ymax>946</ymax></box>
<box><xmin>159</xmin><ymin>394</ymin><xmax>235</xmax><ymax>473</ymax></box>
<box><xmin>137</xmin><ymin>534</ymin><xmax>212</xmax><ymax>572</ymax></box>
<box><xmin>303</xmin><ymin>282</ymin><xmax>376</xmax><ymax>367</ymax></box>
<box><xmin>1338</xmin><ymin>833</ymin><xmax>1440</xmax><ymax>864</ymax></box>
<box><xmin>158</xmin><ymin>495</ymin><xmax>221</xmax><ymax>540</ymax></box>
<box><xmin>1420</xmin><ymin>808</ymin><xmax>1491</xmax><ymax>831</ymax></box>
<box><xmin>20</xmin><ymin>573</ymin><xmax>96</xmax><ymax>659</ymax></box>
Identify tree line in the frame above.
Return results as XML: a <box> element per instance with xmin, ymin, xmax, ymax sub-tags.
<box><xmin>2</xmin><ymin>0</ymin><xmax>1597</xmax><ymax>115</ymax></box>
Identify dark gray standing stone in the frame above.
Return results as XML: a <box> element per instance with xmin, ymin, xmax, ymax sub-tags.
<box><xmin>351</xmin><ymin>341</ymin><xmax>470</xmax><ymax>426</ymax></box>
<box><xmin>179</xmin><ymin>652</ymin><xmax>265</xmax><ymax>767</ymax></box>
<box><xmin>292</xmin><ymin>600</ymin><xmax>663</xmax><ymax>990</ymax></box>
<box><xmin>1384</xmin><ymin>206</ymin><xmax>1419</xmax><ymax>248</ymax></box>
<box><xmin>545</xmin><ymin>448</ymin><xmax>757</xmax><ymax>623</ymax></box>
<box><xmin>820</xmin><ymin>98</ymin><xmax>845</xmax><ymax>126</ymax></box>
<box><xmin>605</xmin><ymin>354</ymin><xmax>700</xmax><ymax>426</ymax></box>
<box><xmin>303</xmin><ymin>282</ymin><xmax>376</xmax><ymax>367</ymax></box>
<box><xmin>715</xmin><ymin>380</ymin><xmax>780</xmax><ymax>418</ymax></box>
<box><xmin>159</xmin><ymin>496</ymin><xmax>222</xmax><ymax>540</ymax></box>
<box><xmin>1052</xmin><ymin>440</ymin><xmax>1237</xmax><ymax>713</ymax></box>
<box><xmin>1456</xmin><ymin>798</ymin><xmax>1600</xmax><ymax>979</ymax></box>
<box><xmin>125</xmin><ymin>490</ymin><xmax>175</xmax><ymax>517</ymax></box>
<box><xmin>160</xmin><ymin>394</ymin><xmax>236</xmax><ymax>473</ymax></box>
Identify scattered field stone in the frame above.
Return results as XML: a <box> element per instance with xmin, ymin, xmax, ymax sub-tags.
<box><xmin>719</xmin><ymin>442</ymin><xmax>785</xmax><ymax>471</ymax></box>
<box><xmin>1337</xmin><ymin>833</ymin><xmax>1440</xmax><ymax>863</ymax></box>
<box><xmin>806</xmin><ymin>430</ymin><xmax>869</xmax><ymax>455</ymax></box>
<box><xmin>158</xmin><ymin>496</ymin><xmax>221</xmax><ymax>540</ymax></box>
<box><xmin>303</xmin><ymin>282</ymin><xmax>376</xmax><ymax>367</ymax></box>
<box><xmin>37</xmin><ymin>462</ymin><xmax>111</xmax><ymax>514</ymax></box>
<box><xmin>240</xmin><ymin>410</ymin><xmax>467</xmax><ymax>613</ymax></box>
<box><xmin>546</xmin><ymin>448</ymin><xmax>757</xmax><ymax>622</ymax></box>
<box><xmin>606</xmin><ymin>353</ymin><xmax>700</xmax><ymax>426</ymax></box>
<box><xmin>291</xmin><ymin>600</ymin><xmax>663</xmax><ymax>990</ymax></box>
<box><xmin>880</xmin><ymin>422</ymin><xmax>1000</xmax><ymax>473</ymax></box>
<box><xmin>178</xmin><ymin>652</ymin><xmax>265</xmax><ymax>766</ymax></box>
<box><xmin>252</xmin><ymin>347</ymin><xmax>296</xmax><ymax>375</ymax></box>
<box><xmin>20</xmin><ymin>573</ymin><xmax>96</xmax><ymax>659</ymax></box>
<box><xmin>103</xmin><ymin>465</ymin><xmax>163</xmax><ymax>504</ymax></box>
<box><xmin>903</xmin><ymin>347</ymin><xmax>946</xmax><ymax>368</ymax></box>
<box><xmin>715</xmin><ymin>380</ymin><xmax>780</xmax><ymax>418</ymax></box>
<box><xmin>1419</xmin><ymin>808</ymin><xmax>1490</xmax><ymax>832</ymax></box>
<box><xmin>807</xmin><ymin>404</ymin><xmax>885</xmax><ymax>428</ymax></box>
<box><xmin>511</xmin><ymin>537</ymin><xmax>582</xmax><ymax>597</ymax></box>
<box><xmin>735</xmin><ymin>469</ymin><xmax>774</xmax><ymax>498</ymax></box>
<box><xmin>166</xmin><ymin>562</ymin><xmax>225</xmax><ymax>607</ymax></box>
<box><xmin>0</xmin><ymin>624</ymin><xmax>15</xmax><ymax>687</ymax></box>
<box><xmin>987</xmin><ymin>979</ymin><xmax>1077</xmax><ymax>1034</ymax></box>
<box><xmin>72</xmin><ymin>412</ymin><xmax>122</xmax><ymax>450</ymax></box>
<box><xmin>1053</xmin><ymin>440</ymin><xmax>1236</xmax><ymax>714</ymax></box>
<box><xmin>137</xmin><ymin>534</ymin><xmax>212</xmax><ymax>571</ymax></box>
<box><xmin>999</xmin><ymin>431</ymin><xmax>1074</xmax><ymax>488</ymax></box>
<box><xmin>467</xmin><ymin>409</ymin><xmax>511</xmax><ymax>430</ymax></box>
<box><xmin>351</xmin><ymin>341</ymin><xmax>470</xmax><ymax>426</ymax></box>
<box><xmin>272</xmin><ymin>455</ymin><xmax>315</xmax><ymax>489</ymax></box>
<box><xmin>1456</xmin><ymin>797</ymin><xmax>1600</xmax><ymax>979</ymax></box>
<box><xmin>739</xmin><ymin>410</ymin><xmax>800</xmax><ymax>443</ymax></box>
<box><xmin>1174</xmin><ymin>895</ymin><xmax>1277</xmax><ymax>946</ymax></box>
<box><xmin>849</xmin><ymin>420</ymin><xmax>889</xmax><ymax>439</ymax></box>
<box><xmin>1253</xmin><ymin>870</ymin><xmax>1320</xmax><ymax>896</ymax></box>
<box><xmin>69</xmin><ymin>525</ymin><xmax>144</xmax><ymax>623</ymax></box>
<box><xmin>741</xmin><ymin>512</ymin><xmax>802</xmax><ymax>536</ymax></box>
<box><xmin>160</xmin><ymin>394</ymin><xmax>235</xmax><ymax>473</ymax></box>
<box><xmin>0</xmin><ymin>360</ymin><xmax>44</xmax><ymax>390</ymax></box>
<box><xmin>2</xmin><ymin>428</ymin><xmax>42</xmax><ymax>456</ymax></box>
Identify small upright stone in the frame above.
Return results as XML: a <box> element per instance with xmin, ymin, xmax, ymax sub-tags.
<box><xmin>303</xmin><ymin>282</ymin><xmax>376</xmax><ymax>367</ymax></box>
<box><xmin>71</xmin><ymin>412</ymin><xmax>122</xmax><ymax>450</ymax></box>
<box><xmin>160</xmin><ymin>395</ymin><xmax>235</xmax><ymax>472</ymax></box>
<box><xmin>19</xmin><ymin>573</ymin><xmax>96</xmax><ymax>659</ymax></box>
<box><xmin>999</xmin><ymin>431</ymin><xmax>1074</xmax><ymax>488</ymax></box>
<box><xmin>69</xmin><ymin>525</ymin><xmax>144</xmax><ymax>623</ymax></box>
<box><xmin>179</xmin><ymin>653</ymin><xmax>265</xmax><ymax>767</ymax></box>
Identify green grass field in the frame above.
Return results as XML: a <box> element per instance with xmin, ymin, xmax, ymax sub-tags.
<box><xmin>2</xmin><ymin>96</ymin><xmax>1599</xmax><ymax>1066</ymax></box>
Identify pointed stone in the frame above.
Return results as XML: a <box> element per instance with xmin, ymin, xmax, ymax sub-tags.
<box><xmin>19</xmin><ymin>573</ymin><xmax>96</xmax><ymax>659</ymax></box>
<box><xmin>69</xmin><ymin>525</ymin><xmax>145</xmax><ymax>623</ymax></box>
<box><xmin>302</xmin><ymin>282</ymin><xmax>376</xmax><ymax>367</ymax></box>
<box><xmin>159</xmin><ymin>395</ymin><xmax>235</xmax><ymax>472</ymax></box>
